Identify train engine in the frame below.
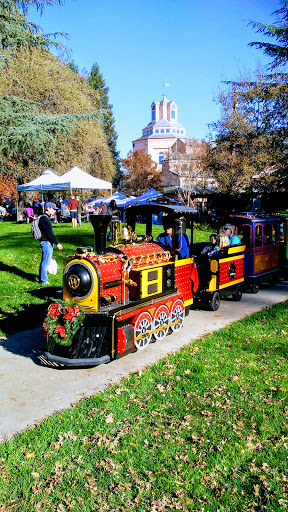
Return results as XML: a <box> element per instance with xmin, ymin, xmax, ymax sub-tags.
<box><xmin>43</xmin><ymin>206</ymin><xmax>199</xmax><ymax>367</ymax></box>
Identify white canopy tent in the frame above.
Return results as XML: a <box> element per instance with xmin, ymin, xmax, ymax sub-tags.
<box><xmin>16</xmin><ymin>169</ymin><xmax>71</xmax><ymax>219</ymax></box>
<box><xmin>17</xmin><ymin>169</ymin><xmax>70</xmax><ymax>192</ymax></box>
<box><xmin>16</xmin><ymin>167</ymin><xmax>112</xmax><ymax>220</ymax></box>
<box><xmin>57</xmin><ymin>166</ymin><xmax>112</xmax><ymax>193</ymax></box>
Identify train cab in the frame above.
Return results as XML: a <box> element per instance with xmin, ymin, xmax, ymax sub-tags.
<box><xmin>191</xmin><ymin>233</ymin><xmax>245</xmax><ymax>310</ymax></box>
<box><xmin>230</xmin><ymin>214</ymin><xmax>280</xmax><ymax>293</ymax></box>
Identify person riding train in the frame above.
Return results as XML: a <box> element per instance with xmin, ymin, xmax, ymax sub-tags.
<box><xmin>223</xmin><ymin>223</ymin><xmax>241</xmax><ymax>245</ymax></box>
<box><xmin>156</xmin><ymin>216</ymin><xmax>190</xmax><ymax>258</ymax></box>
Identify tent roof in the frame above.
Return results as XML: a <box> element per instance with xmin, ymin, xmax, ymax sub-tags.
<box><xmin>102</xmin><ymin>192</ymin><xmax>127</xmax><ymax>203</ymax></box>
<box><xmin>86</xmin><ymin>196</ymin><xmax>106</xmax><ymax>206</ymax></box>
<box><xmin>87</xmin><ymin>192</ymin><xmax>130</xmax><ymax>207</ymax></box>
<box><xmin>58</xmin><ymin>166</ymin><xmax>112</xmax><ymax>190</ymax></box>
<box><xmin>126</xmin><ymin>188</ymin><xmax>162</xmax><ymax>206</ymax></box>
<box><xmin>17</xmin><ymin>169</ymin><xmax>70</xmax><ymax>191</ymax></box>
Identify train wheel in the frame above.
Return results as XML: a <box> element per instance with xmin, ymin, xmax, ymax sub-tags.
<box><xmin>251</xmin><ymin>280</ymin><xmax>259</xmax><ymax>294</ymax></box>
<box><xmin>170</xmin><ymin>299</ymin><xmax>185</xmax><ymax>332</ymax></box>
<box><xmin>209</xmin><ymin>291</ymin><xmax>220</xmax><ymax>311</ymax></box>
<box><xmin>232</xmin><ymin>284</ymin><xmax>242</xmax><ymax>302</ymax></box>
<box><xmin>134</xmin><ymin>312</ymin><xmax>152</xmax><ymax>350</ymax></box>
<box><xmin>153</xmin><ymin>305</ymin><xmax>169</xmax><ymax>341</ymax></box>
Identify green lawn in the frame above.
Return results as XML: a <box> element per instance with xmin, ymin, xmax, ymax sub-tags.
<box><xmin>0</xmin><ymin>300</ymin><xmax>287</xmax><ymax>511</ymax></box>
<box><xmin>0</xmin><ymin>220</ymin><xmax>212</xmax><ymax>338</ymax></box>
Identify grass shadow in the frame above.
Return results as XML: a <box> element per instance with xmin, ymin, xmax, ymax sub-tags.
<box><xmin>0</xmin><ymin>287</ymin><xmax>62</xmax><ymax>336</ymax></box>
<box><xmin>0</xmin><ymin>262</ymin><xmax>37</xmax><ymax>282</ymax></box>
<box><xmin>0</xmin><ymin>303</ymin><xmax>47</xmax><ymax>336</ymax></box>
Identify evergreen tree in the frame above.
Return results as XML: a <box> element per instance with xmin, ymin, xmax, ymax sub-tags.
<box><xmin>0</xmin><ymin>0</ymin><xmax>66</xmax><ymax>58</ymax></box>
<box><xmin>0</xmin><ymin>1</ymin><xmax>106</xmax><ymax>183</ymax></box>
<box><xmin>248</xmin><ymin>0</ymin><xmax>288</xmax><ymax>70</ymax></box>
<box><xmin>87</xmin><ymin>63</ymin><xmax>122</xmax><ymax>188</ymax></box>
<box><xmin>246</xmin><ymin>1</ymin><xmax>288</xmax><ymax>187</ymax></box>
<box><xmin>0</xmin><ymin>48</ymin><xmax>114</xmax><ymax>184</ymax></box>
<box><xmin>67</xmin><ymin>60</ymin><xmax>79</xmax><ymax>74</ymax></box>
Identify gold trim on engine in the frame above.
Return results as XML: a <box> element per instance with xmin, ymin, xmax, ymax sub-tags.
<box><xmin>63</xmin><ymin>258</ymin><xmax>99</xmax><ymax>311</ymax></box>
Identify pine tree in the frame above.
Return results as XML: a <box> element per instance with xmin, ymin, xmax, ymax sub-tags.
<box><xmin>0</xmin><ymin>48</ymin><xmax>115</xmax><ymax>184</ymax></box>
<box><xmin>0</xmin><ymin>0</ymin><xmax>66</xmax><ymax>58</ymax></box>
<box><xmin>87</xmin><ymin>63</ymin><xmax>122</xmax><ymax>188</ymax></box>
<box><xmin>248</xmin><ymin>0</ymin><xmax>288</xmax><ymax>70</ymax></box>
<box><xmin>0</xmin><ymin>1</ymin><xmax>105</xmax><ymax>183</ymax></box>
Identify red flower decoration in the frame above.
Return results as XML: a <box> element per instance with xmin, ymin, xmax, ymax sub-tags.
<box><xmin>63</xmin><ymin>306</ymin><xmax>76</xmax><ymax>323</ymax></box>
<box><xmin>54</xmin><ymin>325</ymin><xmax>67</xmax><ymax>338</ymax></box>
<box><xmin>47</xmin><ymin>302</ymin><xmax>61</xmax><ymax>320</ymax></box>
<box><xmin>44</xmin><ymin>300</ymin><xmax>85</xmax><ymax>348</ymax></box>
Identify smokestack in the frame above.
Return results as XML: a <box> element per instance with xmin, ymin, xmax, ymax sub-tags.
<box><xmin>90</xmin><ymin>214</ymin><xmax>112</xmax><ymax>255</ymax></box>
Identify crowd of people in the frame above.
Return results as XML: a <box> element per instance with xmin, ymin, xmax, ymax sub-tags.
<box><xmin>0</xmin><ymin>201</ymin><xmax>16</xmax><ymax>220</ymax></box>
<box><xmin>21</xmin><ymin>195</ymin><xmax>113</xmax><ymax>226</ymax></box>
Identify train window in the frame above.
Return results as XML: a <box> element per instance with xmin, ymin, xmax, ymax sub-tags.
<box><xmin>279</xmin><ymin>223</ymin><xmax>285</xmax><ymax>243</ymax></box>
<box><xmin>238</xmin><ymin>225</ymin><xmax>251</xmax><ymax>248</ymax></box>
<box><xmin>255</xmin><ymin>225</ymin><xmax>263</xmax><ymax>247</ymax></box>
<box><xmin>264</xmin><ymin>224</ymin><xmax>272</xmax><ymax>245</ymax></box>
<box><xmin>148</xmin><ymin>270</ymin><xmax>158</xmax><ymax>281</ymax></box>
<box><xmin>141</xmin><ymin>268</ymin><xmax>163</xmax><ymax>298</ymax></box>
<box><xmin>272</xmin><ymin>224</ymin><xmax>278</xmax><ymax>244</ymax></box>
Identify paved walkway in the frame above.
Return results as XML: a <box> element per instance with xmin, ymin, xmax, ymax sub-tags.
<box><xmin>0</xmin><ymin>281</ymin><xmax>287</xmax><ymax>442</ymax></box>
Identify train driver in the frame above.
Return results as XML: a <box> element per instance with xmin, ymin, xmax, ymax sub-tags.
<box><xmin>156</xmin><ymin>217</ymin><xmax>190</xmax><ymax>258</ymax></box>
<box><xmin>223</xmin><ymin>223</ymin><xmax>241</xmax><ymax>245</ymax></box>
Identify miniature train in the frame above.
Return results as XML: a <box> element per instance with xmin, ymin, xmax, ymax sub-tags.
<box><xmin>42</xmin><ymin>205</ymin><xmax>285</xmax><ymax>367</ymax></box>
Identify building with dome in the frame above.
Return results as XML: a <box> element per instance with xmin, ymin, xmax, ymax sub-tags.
<box><xmin>132</xmin><ymin>96</ymin><xmax>189</xmax><ymax>166</ymax></box>
<box><xmin>131</xmin><ymin>95</ymin><xmax>216</xmax><ymax>201</ymax></box>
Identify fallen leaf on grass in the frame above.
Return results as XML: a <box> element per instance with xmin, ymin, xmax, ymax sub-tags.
<box><xmin>106</xmin><ymin>413</ymin><xmax>114</xmax><ymax>424</ymax></box>
<box><xmin>25</xmin><ymin>452</ymin><xmax>35</xmax><ymax>459</ymax></box>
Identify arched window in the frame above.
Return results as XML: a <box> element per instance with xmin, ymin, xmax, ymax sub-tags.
<box><xmin>152</xmin><ymin>104</ymin><xmax>156</xmax><ymax>121</ymax></box>
<box><xmin>159</xmin><ymin>152</ymin><xmax>164</xmax><ymax>164</ymax></box>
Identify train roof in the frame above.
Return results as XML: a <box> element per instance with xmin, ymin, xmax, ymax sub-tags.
<box><xmin>229</xmin><ymin>212</ymin><xmax>281</xmax><ymax>224</ymax></box>
<box><xmin>273</xmin><ymin>211</ymin><xmax>288</xmax><ymax>218</ymax></box>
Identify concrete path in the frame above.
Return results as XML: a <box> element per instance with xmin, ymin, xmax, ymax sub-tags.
<box><xmin>0</xmin><ymin>281</ymin><xmax>287</xmax><ymax>442</ymax></box>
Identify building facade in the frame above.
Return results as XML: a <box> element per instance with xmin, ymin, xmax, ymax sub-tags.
<box><xmin>132</xmin><ymin>96</ymin><xmax>188</xmax><ymax>166</ymax></box>
<box><xmin>132</xmin><ymin>96</ymin><xmax>217</xmax><ymax>200</ymax></box>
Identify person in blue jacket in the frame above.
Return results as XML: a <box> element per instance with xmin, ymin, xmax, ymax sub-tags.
<box><xmin>156</xmin><ymin>218</ymin><xmax>190</xmax><ymax>258</ymax></box>
<box><xmin>223</xmin><ymin>223</ymin><xmax>241</xmax><ymax>245</ymax></box>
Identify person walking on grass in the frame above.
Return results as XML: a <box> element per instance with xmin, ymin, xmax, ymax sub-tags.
<box><xmin>76</xmin><ymin>196</ymin><xmax>82</xmax><ymax>227</ymax></box>
<box><xmin>39</xmin><ymin>202</ymin><xmax>63</xmax><ymax>286</ymax></box>
<box><xmin>68</xmin><ymin>194</ymin><xmax>78</xmax><ymax>228</ymax></box>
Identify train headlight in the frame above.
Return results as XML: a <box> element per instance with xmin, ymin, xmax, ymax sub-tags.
<box><xmin>63</xmin><ymin>262</ymin><xmax>94</xmax><ymax>298</ymax></box>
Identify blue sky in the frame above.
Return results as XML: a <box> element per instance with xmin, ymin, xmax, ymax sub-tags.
<box><xmin>29</xmin><ymin>0</ymin><xmax>278</xmax><ymax>158</ymax></box>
